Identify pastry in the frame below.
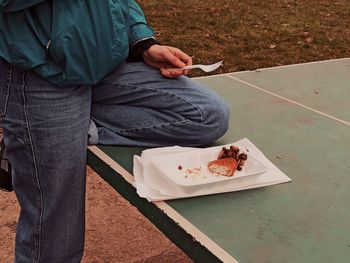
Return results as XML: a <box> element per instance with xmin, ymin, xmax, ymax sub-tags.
<box><xmin>207</xmin><ymin>158</ymin><xmax>238</xmax><ymax>177</ymax></box>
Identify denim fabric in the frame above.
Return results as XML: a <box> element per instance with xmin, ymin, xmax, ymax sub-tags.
<box><xmin>0</xmin><ymin>61</ymin><xmax>91</xmax><ymax>262</ymax></box>
<box><xmin>0</xmin><ymin>60</ymin><xmax>229</xmax><ymax>262</ymax></box>
<box><xmin>91</xmin><ymin>62</ymin><xmax>230</xmax><ymax>146</ymax></box>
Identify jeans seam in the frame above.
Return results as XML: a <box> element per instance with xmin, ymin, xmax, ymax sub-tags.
<box><xmin>0</xmin><ymin>66</ymin><xmax>12</xmax><ymax>118</ymax></box>
<box><xmin>100</xmin><ymin>79</ymin><xmax>204</xmax><ymax>122</ymax></box>
<box><xmin>21</xmin><ymin>70</ymin><xmax>44</xmax><ymax>263</ymax></box>
<box><xmin>118</xmin><ymin>119</ymin><xmax>191</xmax><ymax>133</ymax></box>
<box><xmin>5</xmin><ymin>67</ymin><xmax>12</xmax><ymax>113</ymax></box>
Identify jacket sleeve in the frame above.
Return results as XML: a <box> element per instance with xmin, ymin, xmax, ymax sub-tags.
<box><xmin>127</xmin><ymin>0</ymin><xmax>155</xmax><ymax>45</ymax></box>
<box><xmin>0</xmin><ymin>0</ymin><xmax>45</xmax><ymax>12</ymax></box>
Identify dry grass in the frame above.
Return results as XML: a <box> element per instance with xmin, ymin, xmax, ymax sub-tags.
<box><xmin>139</xmin><ymin>0</ymin><xmax>350</xmax><ymax>76</ymax></box>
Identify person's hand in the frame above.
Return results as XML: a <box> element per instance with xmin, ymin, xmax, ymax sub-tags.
<box><xmin>142</xmin><ymin>45</ymin><xmax>192</xmax><ymax>78</ymax></box>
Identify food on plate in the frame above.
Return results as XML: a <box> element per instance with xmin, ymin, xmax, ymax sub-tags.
<box><xmin>237</xmin><ymin>153</ymin><xmax>248</xmax><ymax>171</ymax></box>
<box><xmin>207</xmin><ymin>158</ymin><xmax>238</xmax><ymax>177</ymax></box>
<box><xmin>208</xmin><ymin>145</ymin><xmax>248</xmax><ymax>176</ymax></box>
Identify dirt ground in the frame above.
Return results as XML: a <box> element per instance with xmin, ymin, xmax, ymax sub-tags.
<box><xmin>0</xmin><ymin>167</ymin><xmax>192</xmax><ymax>263</ymax></box>
<box><xmin>140</xmin><ymin>0</ymin><xmax>350</xmax><ymax>75</ymax></box>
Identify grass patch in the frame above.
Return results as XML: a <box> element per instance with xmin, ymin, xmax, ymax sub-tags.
<box><xmin>138</xmin><ymin>0</ymin><xmax>350</xmax><ymax>76</ymax></box>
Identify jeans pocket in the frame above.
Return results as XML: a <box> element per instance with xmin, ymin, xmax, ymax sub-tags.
<box><xmin>0</xmin><ymin>65</ymin><xmax>11</xmax><ymax>119</ymax></box>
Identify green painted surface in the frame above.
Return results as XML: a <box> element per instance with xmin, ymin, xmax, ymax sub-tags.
<box><xmin>172</xmin><ymin>76</ymin><xmax>350</xmax><ymax>263</ymax></box>
<box><xmin>231</xmin><ymin>58</ymin><xmax>350</xmax><ymax>122</ymax></box>
<box><xmin>90</xmin><ymin>61</ymin><xmax>350</xmax><ymax>263</ymax></box>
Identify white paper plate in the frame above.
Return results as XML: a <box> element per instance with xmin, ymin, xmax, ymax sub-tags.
<box><xmin>151</xmin><ymin>145</ymin><xmax>268</xmax><ymax>187</ymax></box>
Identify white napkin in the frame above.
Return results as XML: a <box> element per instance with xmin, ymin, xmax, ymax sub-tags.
<box><xmin>133</xmin><ymin>138</ymin><xmax>291</xmax><ymax>201</ymax></box>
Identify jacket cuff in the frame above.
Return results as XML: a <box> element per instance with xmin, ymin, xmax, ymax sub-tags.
<box><xmin>128</xmin><ymin>38</ymin><xmax>160</xmax><ymax>62</ymax></box>
<box><xmin>129</xmin><ymin>23</ymin><xmax>155</xmax><ymax>46</ymax></box>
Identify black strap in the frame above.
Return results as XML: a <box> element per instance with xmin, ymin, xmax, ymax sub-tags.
<box><xmin>0</xmin><ymin>136</ymin><xmax>13</xmax><ymax>192</ymax></box>
<box><xmin>0</xmin><ymin>167</ymin><xmax>13</xmax><ymax>192</ymax></box>
<box><xmin>0</xmin><ymin>135</ymin><xmax>4</xmax><ymax>159</ymax></box>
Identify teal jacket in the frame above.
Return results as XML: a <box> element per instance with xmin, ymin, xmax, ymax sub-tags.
<box><xmin>0</xmin><ymin>0</ymin><xmax>154</xmax><ymax>86</ymax></box>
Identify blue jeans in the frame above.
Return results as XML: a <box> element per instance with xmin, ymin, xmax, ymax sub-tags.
<box><xmin>0</xmin><ymin>60</ymin><xmax>229</xmax><ymax>262</ymax></box>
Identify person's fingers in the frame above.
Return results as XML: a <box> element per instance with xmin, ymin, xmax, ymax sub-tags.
<box><xmin>161</xmin><ymin>49</ymin><xmax>186</xmax><ymax>68</ymax></box>
<box><xmin>176</xmin><ymin>53</ymin><xmax>192</xmax><ymax>75</ymax></box>
<box><xmin>172</xmin><ymin>48</ymin><xmax>192</xmax><ymax>66</ymax></box>
<box><xmin>161</xmin><ymin>68</ymin><xmax>185</xmax><ymax>78</ymax></box>
<box><xmin>170</xmin><ymin>48</ymin><xmax>192</xmax><ymax>75</ymax></box>
<box><xmin>146</xmin><ymin>45</ymin><xmax>193</xmax><ymax>77</ymax></box>
<box><xmin>160</xmin><ymin>68</ymin><xmax>174</xmax><ymax>78</ymax></box>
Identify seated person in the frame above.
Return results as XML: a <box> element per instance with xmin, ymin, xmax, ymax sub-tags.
<box><xmin>0</xmin><ymin>1</ymin><xmax>230</xmax><ymax>262</ymax></box>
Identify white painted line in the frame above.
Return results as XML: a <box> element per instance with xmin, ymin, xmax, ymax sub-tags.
<box><xmin>89</xmin><ymin>146</ymin><xmax>135</xmax><ymax>184</ymax></box>
<box><xmin>193</xmin><ymin>72</ymin><xmax>241</xmax><ymax>80</ymax></box>
<box><xmin>88</xmin><ymin>146</ymin><xmax>239</xmax><ymax>263</ymax></box>
<box><xmin>193</xmin><ymin>57</ymin><xmax>350</xmax><ymax>79</ymax></box>
<box><xmin>155</xmin><ymin>201</ymin><xmax>239</xmax><ymax>263</ymax></box>
<box><xmin>247</xmin><ymin>57</ymin><xmax>350</xmax><ymax>73</ymax></box>
<box><xmin>226</xmin><ymin>75</ymin><xmax>350</xmax><ymax>127</ymax></box>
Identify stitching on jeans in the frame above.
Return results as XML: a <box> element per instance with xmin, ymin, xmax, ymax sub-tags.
<box><xmin>5</xmin><ymin>66</ymin><xmax>12</xmax><ymax>107</ymax></box>
<box><xmin>0</xmin><ymin>66</ymin><xmax>12</xmax><ymax>117</ymax></box>
<box><xmin>100</xmin><ymin>79</ymin><xmax>204</xmax><ymax>122</ymax></box>
<box><xmin>6</xmin><ymin>66</ymin><xmax>12</xmax><ymax>88</ymax></box>
<box><xmin>21</xmin><ymin>71</ymin><xmax>44</xmax><ymax>263</ymax></box>
<box><xmin>118</xmin><ymin>119</ymin><xmax>191</xmax><ymax>133</ymax></box>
